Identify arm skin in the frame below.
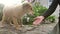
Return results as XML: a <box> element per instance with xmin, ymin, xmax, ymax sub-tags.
<box><xmin>41</xmin><ymin>0</ymin><xmax>59</xmax><ymax>19</ymax></box>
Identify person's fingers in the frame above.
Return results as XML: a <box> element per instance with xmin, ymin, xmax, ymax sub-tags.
<box><xmin>33</xmin><ymin>18</ymin><xmax>43</xmax><ymax>25</ymax></box>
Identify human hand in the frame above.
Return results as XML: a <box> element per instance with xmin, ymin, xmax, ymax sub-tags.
<box><xmin>33</xmin><ymin>16</ymin><xmax>44</xmax><ymax>25</ymax></box>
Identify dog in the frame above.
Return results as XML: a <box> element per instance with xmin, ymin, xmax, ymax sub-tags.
<box><xmin>1</xmin><ymin>2</ymin><xmax>33</xmax><ymax>30</ymax></box>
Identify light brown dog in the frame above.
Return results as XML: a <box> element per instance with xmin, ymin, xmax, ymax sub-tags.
<box><xmin>1</xmin><ymin>2</ymin><xmax>33</xmax><ymax>30</ymax></box>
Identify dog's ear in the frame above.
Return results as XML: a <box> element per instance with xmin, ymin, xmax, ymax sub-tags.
<box><xmin>23</xmin><ymin>3</ymin><xmax>32</xmax><ymax>10</ymax></box>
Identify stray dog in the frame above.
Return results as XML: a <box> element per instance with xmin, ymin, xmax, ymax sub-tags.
<box><xmin>1</xmin><ymin>2</ymin><xmax>33</xmax><ymax>30</ymax></box>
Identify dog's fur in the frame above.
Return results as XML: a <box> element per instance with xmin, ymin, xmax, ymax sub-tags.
<box><xmin>1</xmin><ymin>2</ymin><xmax>33</xmax><ymax>30</ymax></box>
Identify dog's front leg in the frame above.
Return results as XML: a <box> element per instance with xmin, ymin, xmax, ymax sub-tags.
<box><xmin>12</xmin><ymin>17</ymin><xmax>22</xmax><ymax>30</ymax></box>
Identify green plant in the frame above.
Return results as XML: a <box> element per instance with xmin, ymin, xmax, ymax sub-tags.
<box><xmin>22</xmin><ymin>14</ymin><xmax>35</xmax><ymax>25</ymax></box>
<box><xmin>33</xmin><ymin>2</ymin><xmax>47</xmax><ymax>17</ymax></box>
<box><xmin>46</xmin><ymin>16</ymin><xmax>56</xmax><ymax>22</ymax></box>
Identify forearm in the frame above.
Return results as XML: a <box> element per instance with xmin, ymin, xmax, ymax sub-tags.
<box><xmin>41</xmin><ymin>0</ymin><xmax>58</xmax><ymax>19</ymax></box>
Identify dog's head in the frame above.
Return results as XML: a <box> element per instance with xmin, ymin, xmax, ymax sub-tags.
<box><xmin>23</xmin><ymin>2</ymin><xmax>34</xmax><ymax>15</ymax></box>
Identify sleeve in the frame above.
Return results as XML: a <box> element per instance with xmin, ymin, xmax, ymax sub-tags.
<box><xmin>41</xmin><ymin>0</ymin><xmax>58</xmax><ymax>19</ymax></box>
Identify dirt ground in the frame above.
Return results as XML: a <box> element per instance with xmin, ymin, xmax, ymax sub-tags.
<box><xmin>0</xmin><ymin>21</ymin><xmax>58</xmax><ymax>34</ymax></box>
